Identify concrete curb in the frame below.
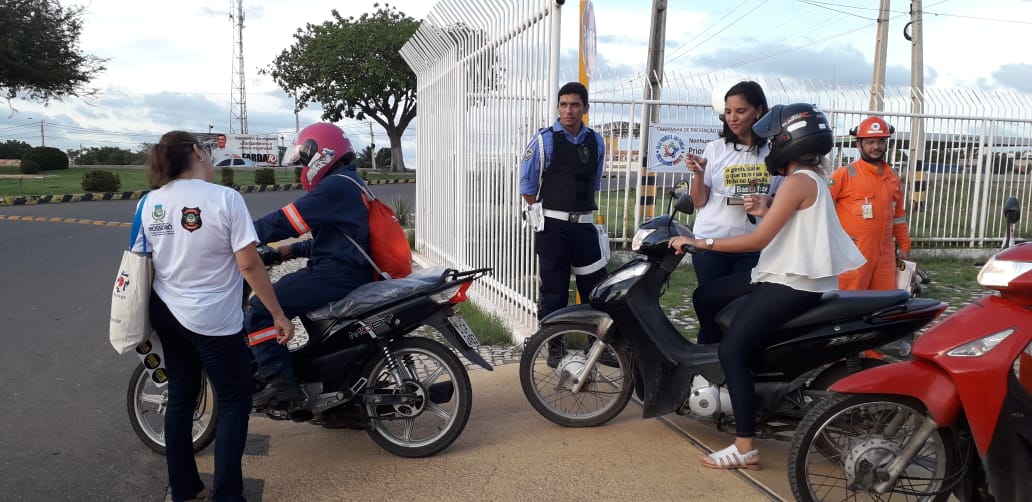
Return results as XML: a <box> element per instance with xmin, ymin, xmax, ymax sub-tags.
<box><xmin>0</xmin><ymin>178</ymin><xmax>414</xmax><ymax>206</ymax></box>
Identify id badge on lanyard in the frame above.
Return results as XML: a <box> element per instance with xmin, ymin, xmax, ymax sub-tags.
<box><xmin>862</xmin><ymin>197</ymin><xmax>874</xmax><ymax>219</ymax></box>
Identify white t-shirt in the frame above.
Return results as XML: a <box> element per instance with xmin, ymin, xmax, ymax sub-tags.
<box><xmin>752</xmin><ymin>169</ymin><xmax>866</xmax><ymax>292</ymax></box>
<box><xmin>131</xmin><ymin>179</ymin><xmax>258</xmax><ymax>336</ymax></box>
<box><xmin>692</xmin><ymin>139</ymin><xmax>771</xmax><ymax>239</ymax></box>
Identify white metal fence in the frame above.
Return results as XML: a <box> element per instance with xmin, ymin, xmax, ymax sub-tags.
<box><xmin>402</xmin><ymin>1</ymin><xmax>1032</xmax><ymax>340</ymax></box>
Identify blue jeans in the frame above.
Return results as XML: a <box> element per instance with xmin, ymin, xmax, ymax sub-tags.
<box><xmin>690</xmin><ymin>250</ymin><xmax>760</xmax><ymax>289</ymax></box>
<box><xmin>245</xmin><ymin>263</ymin><xmax>368</xmax><ymax>379</ymax></box>
<box><xmin>151</xmin><ymin>292</ymin><xmax>252</xmax><ymax>502</ymax></box>
<box><xmin>692</xmin><ymin>273</ymin><xmax>822</xmax><ymax>437</ymax></box>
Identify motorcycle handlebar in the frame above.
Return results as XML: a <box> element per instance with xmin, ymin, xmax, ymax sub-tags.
<box><xmin>256</xmin><ymin>244</ymin><xmax>282</xmax><ymax>267</ymax></box>
<box><xmin>680</xmin><ymin>243</ymin><xmax>699</xmax><ymax>254</ymax></box>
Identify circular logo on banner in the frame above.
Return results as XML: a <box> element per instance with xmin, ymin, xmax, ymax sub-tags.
<box><xmin>654</xmin><ymin>134</ymin><xmax>687</xmax><ymax>167</ymax></box>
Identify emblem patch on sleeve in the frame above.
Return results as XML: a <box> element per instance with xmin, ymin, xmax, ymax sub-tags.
<box><xmin>522</xmin><ymin>146</ymin><xmax>533</xmax><ymax>161</ymax></box>
<box><xmin>181</xmin><ymin>207</ymin><xmax>202</xmax><ymax>232</ymax></box>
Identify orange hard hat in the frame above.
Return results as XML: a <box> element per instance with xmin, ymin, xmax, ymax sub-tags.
<box><xmin>850</xmin><ymin>116</ymin><xmax>895</xmax><ymax>138</ymax></box>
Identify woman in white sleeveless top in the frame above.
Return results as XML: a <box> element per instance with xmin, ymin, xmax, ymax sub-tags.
<box><xmin>670</xmin><ymin>103</ymin><xmax>865</xmax><ymax>471</ymax></box>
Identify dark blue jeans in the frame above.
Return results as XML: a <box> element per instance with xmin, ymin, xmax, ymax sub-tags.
<box><xmin>151</xmin><ymin>292</ymin><xmax>252</xmax><ymax>502</ymax></box>
<box><xmin>693</xmin><ymin>273</ymin><xmax>822</xmax><ymax>438</ymax></box>
<box><xmin>690</xmin><ymin>250</ymin><xmax>760</xmax><ymax>289</ymax></box>
<box><xmin>245</xmin><ymin>263</ymin><xmax>368</xmax><ymax>379</ymax></box>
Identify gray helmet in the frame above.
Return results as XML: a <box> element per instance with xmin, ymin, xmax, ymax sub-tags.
<box><xmin>752</xmin><ymin>103</ymin><xmax>833</xmax><ymax>175</ymax></box>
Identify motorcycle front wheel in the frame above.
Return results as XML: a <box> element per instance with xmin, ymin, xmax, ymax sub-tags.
<box><xmin>361</xmin><ymin>336</ymin><xmax>473</xmax><ymax>458</ymax></box>
<box><xmin>519</xmin><ymin>323</ymin><xmax>634</xmax><ymax>427</ymax></box>
<box><xmin>126</xmin><ymin>363</ymin><xmax>217</xmax><ymax>455</ymax></box>
<box><xmin>788</xmin><ymin>393</ymin><xmax>961</xmax><ymax>502</ymax></box>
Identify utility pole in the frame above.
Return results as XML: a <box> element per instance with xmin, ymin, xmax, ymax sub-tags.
<box><xmin>369</xmin><ymin>122</ymin><xmax>377</xmax><ymax>171</ymax></box>
<box><xmin>869</xmin><ymin>0</ymin><xmax>890</xmax><ymax>111</ymax></box>
<box><xmin>39</xmin><ymin>120</ymin><xmax>44</xmax><ymax>147</ymax></box>
<box><xmin>638</xmin><ymin>0</ymin><xmax>667</xmax><ymax>221</ymax></box>
<box><xmin>907</xmin><ymin>0</ymin><xmax>926</xmax><ymax>211</ymax></box>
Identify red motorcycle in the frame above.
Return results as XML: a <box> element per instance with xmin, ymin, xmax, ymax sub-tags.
<box><xmin>787</xmin><ymin>197</ymin><xmax>1032</xmax><ymax>502</ymax></box>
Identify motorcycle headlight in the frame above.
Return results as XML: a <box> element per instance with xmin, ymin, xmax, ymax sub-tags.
<box><xmin>946</xmin><ymin>329</ymin><xmax>1015</xmax><ymax>357</ymax></box>
<box><xmin>631</xmin><ymin>228</ymin><xmax>655</xmax><ymax>251</ymax></box>
<box><xmin>603</xmin><ymin>261</ymin><xmax>649</xmax><ymax>286</ymax></box>
<box><xmin>977</xmin><ymin>257</ymin><xmax>1032</xmax><ymax>287</ymax></box>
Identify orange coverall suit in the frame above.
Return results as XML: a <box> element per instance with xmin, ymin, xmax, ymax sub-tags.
<box><xmin>829</xmin><ymin>160</ymin><xmax>911</xmax><ymax>290</ymax></box>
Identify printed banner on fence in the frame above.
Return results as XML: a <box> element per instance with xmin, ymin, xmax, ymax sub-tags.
<box><xmin>648</xmin><ymin>123</ymin><xmax>720</xmax><ymax>173</ymax></box>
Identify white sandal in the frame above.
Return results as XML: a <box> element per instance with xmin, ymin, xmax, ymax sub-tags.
<box><xmin>700</xmin><ymin>443</ymin><xmax>761</xmax><ymax>470</ymax></box>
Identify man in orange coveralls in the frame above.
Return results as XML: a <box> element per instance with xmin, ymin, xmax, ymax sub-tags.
<box><xmin>830</xmin><ymin>116</ymin><xmax>911</xmax><ymax>290</ymax></box>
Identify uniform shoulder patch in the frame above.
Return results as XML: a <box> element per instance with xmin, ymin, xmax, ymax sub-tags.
<box><xmin>522</xmin><ymin>146</ymin><xmax>534</xmax><ymax>161</ymax></box>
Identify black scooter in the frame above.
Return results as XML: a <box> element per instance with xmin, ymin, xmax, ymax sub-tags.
<box><xmin>519</xmin><ymin>182</ymin><xmax>947</xmax><ymax>439</ymax></box>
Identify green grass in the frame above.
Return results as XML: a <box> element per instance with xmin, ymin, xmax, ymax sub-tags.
<box><xmin>454</xmin><ymin>301</ymin><xmax>512</xmax><ymax>346</ymax></box>
<box><xmin>0</xmin><ymin>165</ymin><xmax>414</xmax><ymax>198</ymax></box>
<box><xmin>0</xmin><ymin>166</ymin><xmax>301</xmax><ymax>197</ymax></box>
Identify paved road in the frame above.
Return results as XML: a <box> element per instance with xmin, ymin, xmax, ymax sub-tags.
<box><xmin>0</xmin><ymin>187</ymin><xmax>410</xmax><ymax>501</ymax></box>
<box><xmin>0</xmin><ymin>185</ymin><xmax>789</xmax><ymax>501</ymax></box>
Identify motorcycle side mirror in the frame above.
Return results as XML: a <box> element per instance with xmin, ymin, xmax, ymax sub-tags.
<box><xmin>1003</xmin><ymin>196</ymin><xmax>1021</xmax><ymax>225</ymax></box>
<box><xmin>669</xmin><ymin>179</ymin><xmax>690</xmax><ymax>199</ymax></box>
<box><xmin>674</xmin><ymin>192</ymin><xmax>695</xmax><ymax>216</ymax></box>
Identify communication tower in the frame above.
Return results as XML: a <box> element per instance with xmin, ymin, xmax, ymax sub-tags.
<box><xmin>229</xmin><ymin>0</ymin><xmax>248</xmax><ymax>133</ymax></box>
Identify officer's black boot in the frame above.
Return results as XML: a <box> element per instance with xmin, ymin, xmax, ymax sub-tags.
<box><xmin>252</xmin><ymin>370</ymin><xmax>305</xmax><ymax>408</ymax></box>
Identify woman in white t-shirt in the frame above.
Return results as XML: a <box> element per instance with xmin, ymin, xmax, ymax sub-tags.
<box><xmin>671</xmin><ymin>104</ymin><xmax>865</xmax><ymax>472</ymax></box>
<box><xmin>135</xmin><ymin>131</ymin><xmax>293</xmax><ymax>502</ymax></box>
<box><xmin>687</xmin><ymin>81</ymin><xmax>774</xmax><ymax>310</ymax></box>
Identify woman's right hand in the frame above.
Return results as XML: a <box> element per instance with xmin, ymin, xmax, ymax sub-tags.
<box><xmin>273</xmin><ymin>314</ymin><xmax>295</xmax><ymax>345</ymax></box>
<box><xmin>685</xmin><ymin>154</ymin><xmax>707</xmax><ymax>176</ymax></box>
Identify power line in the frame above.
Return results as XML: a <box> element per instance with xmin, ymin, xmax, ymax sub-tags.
<box><xmin>667</xmin><ymin>0</ymin><xmax>771</xmax><ymax>66</ymax></box>
<box><xmin>797</xmin><ymin>0</ymin><xmax>875</xmax><ymax>20</ymax></box>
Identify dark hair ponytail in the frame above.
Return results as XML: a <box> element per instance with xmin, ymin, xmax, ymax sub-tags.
<box><xmin>148</xmin><ymin>131</ymin><xmax>201</xmax><ymax>187</ymax></box>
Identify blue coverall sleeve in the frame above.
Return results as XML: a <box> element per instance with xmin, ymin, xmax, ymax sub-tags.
<box><xmin>594</xmin><ymin>130</ymin><xmax>606</xmax><ymax>192</ymax></box>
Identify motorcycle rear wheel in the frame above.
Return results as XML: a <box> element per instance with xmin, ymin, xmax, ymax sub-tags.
<box><xmin>519</xmin><ymin>323</ymin><xmax>634</xmax><ymax>427</ymax></box>
<box><xmin>788</xmin><ymin>393</ymin><xmax>960</xmax><ymax>502</ymax></box>
<box><xmin>361</xmin><ymin>336</ymin><xmax>473</xmax><ymax>458</ymax></box>
<box><xmin>126</xmin><ymin>363</ymin><xmax>217</xmax><ymax>455</ymax></box>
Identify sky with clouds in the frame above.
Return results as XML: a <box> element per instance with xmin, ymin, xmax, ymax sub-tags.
<box><xmin>2</xmin><ymin>0</ymin><xmax>1031</xmax><ymax>157</ymax></box>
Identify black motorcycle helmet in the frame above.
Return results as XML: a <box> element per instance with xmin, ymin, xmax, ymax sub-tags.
<box><xmin>752</xmin><ymin>103</ymin><xmax>833</xmax><ymax>176</ymax></box>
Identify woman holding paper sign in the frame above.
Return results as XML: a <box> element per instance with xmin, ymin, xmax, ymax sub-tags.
<box><xmin>135</xmin><ymin>130</ymin><xmax>292</xmax><ymax>502</ymax></box>
<box><xmin>686</xmin><ymin>82</ymin><xmax>775</xmax><ymax>325</ymax></box>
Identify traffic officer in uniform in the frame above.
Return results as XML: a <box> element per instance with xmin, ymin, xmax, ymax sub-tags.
<box><xmin>519</xmin><ymin>82</ymin><xmax>609</xmax><ymax>357</ymax></box>
<box><xmin>830</xmin><ymin>116</ymin><xmax>912</xmax><ymax>290</ymax></box>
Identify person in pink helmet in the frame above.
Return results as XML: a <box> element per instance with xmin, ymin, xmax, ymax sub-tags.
<box><xmin>246</xmin><ymin>122</ymin><xmax>374</xmax><ymax>407</ymax></box>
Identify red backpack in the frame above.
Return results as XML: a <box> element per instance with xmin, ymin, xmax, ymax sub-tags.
<box><xmin>337</xmin><ymin>175</ymin><xmax>413</xmax><ymax>280</ymax></box>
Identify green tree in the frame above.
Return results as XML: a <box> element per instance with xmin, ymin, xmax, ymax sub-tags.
<box><xmin>375</xmin><ymin>146</ymin><xmax>392</xmax><ymax>170</ymax></box>
<box><xmin>0</xmin><ymin>0</ymin><xmax>106</xmax><ymax>103</ymax></box>
<box><xmin>355</xmin><ymin>144</ymin><xmax>376</xmax><ymax>170</ymax></box>
<box><xmin>267</xmin><ymin>5</ymin><xmax>418</xmax><ymax>172</ymax></box>
<box><xmin>0</xmin><ymin>140</ymin><xmax>33</xmax><ymax>159</ymax></box>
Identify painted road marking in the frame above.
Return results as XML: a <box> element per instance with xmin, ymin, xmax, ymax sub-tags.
<box><xmin>0</xmin><ymin>214</ymin><xmax>131</xmax><ymax>227</ymax></box>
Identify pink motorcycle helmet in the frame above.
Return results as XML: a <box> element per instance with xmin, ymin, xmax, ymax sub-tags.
<box><xmin>283</xmin><ymin>122</ymin><xmax>356</xmax><ymax>191</ymax></box>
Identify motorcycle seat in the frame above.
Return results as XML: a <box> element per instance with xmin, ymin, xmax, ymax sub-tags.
<box><xmin>716</xmin><ymin>289</ymin><xmax>911</xmax><ymax>332</ymax></box>
<box><xmin>306</xmin><ymin>267</ymin><xmax>454</xmax><ymax>320</ymax></box>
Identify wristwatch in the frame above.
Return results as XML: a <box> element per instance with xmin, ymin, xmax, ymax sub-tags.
<box><xmin>705</xmin><ymin>238</ymin><xmax>715</xmax><ymax>250</ymax></box>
